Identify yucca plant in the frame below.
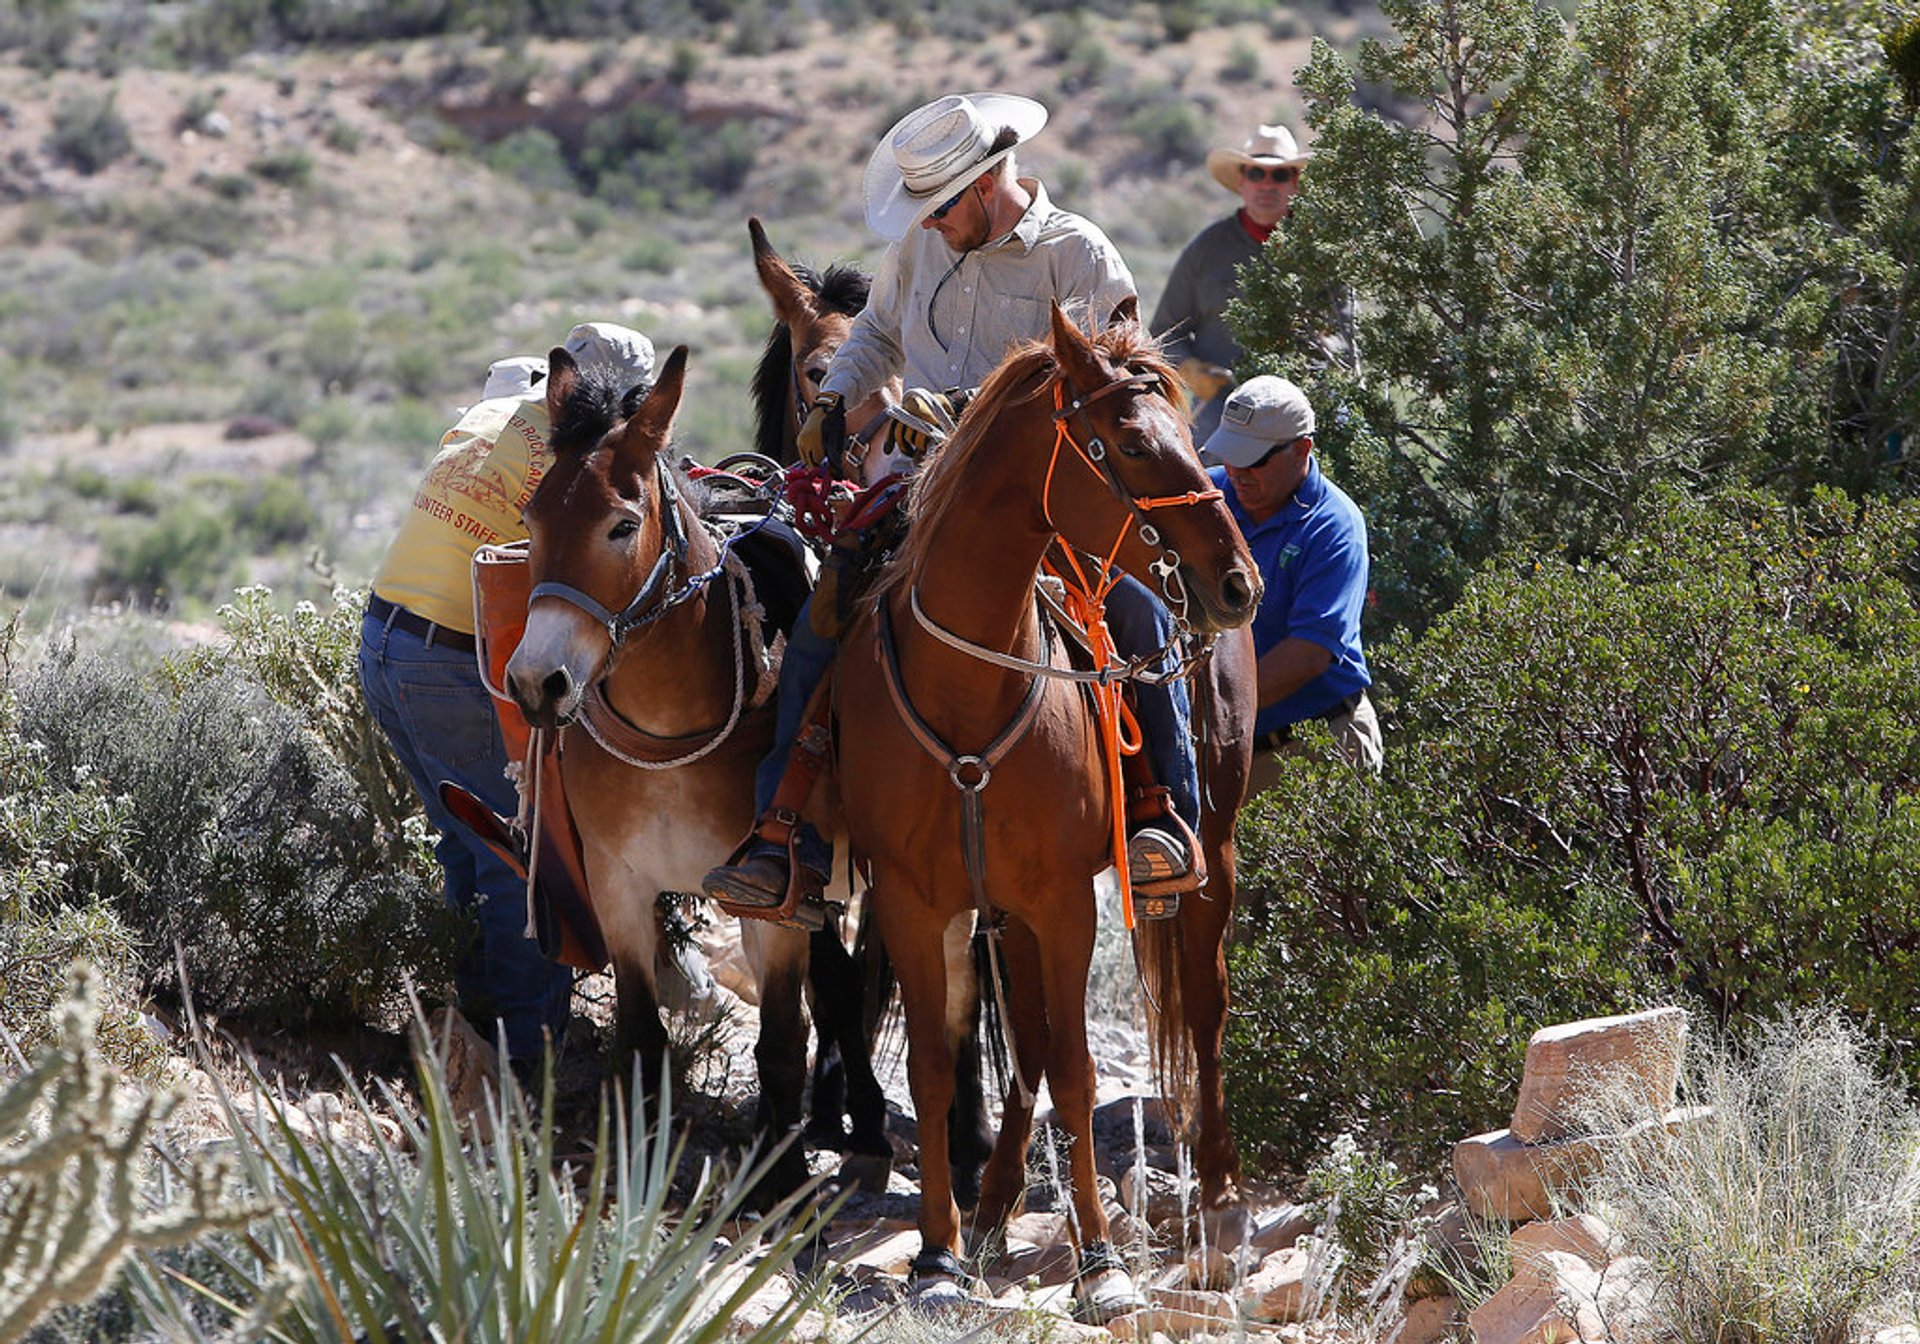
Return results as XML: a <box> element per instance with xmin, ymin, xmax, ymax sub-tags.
<box><xmin>125</xmin><ymin>1010</ymin><xmax>844</xmax><ymax>1343</ymax></box>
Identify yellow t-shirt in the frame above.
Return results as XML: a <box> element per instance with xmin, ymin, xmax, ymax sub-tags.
<box><xmin>371</xmin><ymin>393</ymin><xmax>552</xmax><ymax>633</ymax></box>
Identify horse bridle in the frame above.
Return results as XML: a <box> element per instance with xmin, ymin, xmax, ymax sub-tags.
<box><xmin>907</xmin><ymin>366</ymin><xmax>1224</xmax><ymax>687</ymax></box>
<box><xmin>1042</xmin><ymin>369</ymin><xmax>1224</xmax><ymax>633</ymax></box>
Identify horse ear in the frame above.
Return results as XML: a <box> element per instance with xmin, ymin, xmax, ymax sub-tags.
<box><xmin>1107</xmin><ymin>294</ymin><xmax>1140</xmax><ymax>329</ymax></box>
<box><xmin>750</xmin><ymin>216</ymin><xmax>818</xmax><ymax>329</ymax></box>
<box><xmin>621</xmin><ymin>345</ymin><xmax>690</xmax><ymax>453</ymax></box>
<box><xmin>545</xmin><ymin>346</ymin><xmax>578</xmax><ymax>426</ymax></box>
<box><xmin>1050</xmin><ymin>301</ymin><xmax>1105</xmax><ymax>386</ymax></box>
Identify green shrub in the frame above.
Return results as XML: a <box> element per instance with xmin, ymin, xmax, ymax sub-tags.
<box><xmin>1582</xmin><ymin>1008</ymin><xmax>1920</xmax><ymax>1341</ymax></box>
<box><xmin>248</xmin><ymin>145</ymin><xmax>315</xmax><ymax>187</ymax></box>
<box><xmin>1220</xmin><ymin>35</ymin><xmax>1260</xmax><ymax>82</ymax></box>
<box><xmin>95</xmin><ymin>499</ymin><xmax>235</xmax><ymax>606</ymax></box>
<box><xmin>47</xmin><ymin>89</ymin><xmax>132</xmax><ymax>175</ymax></box>
<box><xmin>1120</xmin><ymin>86</ymin><xmax>1208</xmax><ymax>165</ymax></box>
<box><xmin>486</xmin><ymin>125</ymin><xmax>575</xmax><ymax>193</ymax></box>
<box><xmin>1227</xmin><ymin>486</ymin><xmax>1920</xmax><ymax>1172</ymax></box>
<box><xmin>13</xmin><ymin>598</ymin><xmax>456</xmax><ymax>1031</ymax></box>
<box><xmin>232</xmin><ymin>475</ymin><xmax>318</xmax><ymax>547</ymax></box>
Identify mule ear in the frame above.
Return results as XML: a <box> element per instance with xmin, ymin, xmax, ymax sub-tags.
<box><xmin>1050</xmin><ymin>301</ymin><xmax>1105</xmax><ymax>387</ymax></box>
<box><xmin>1107</xmin><ymin>294</ymin><xmax>1140</xmax><ymax>329</ymax></box>
<box><xmin>545</xmin><ymin>346</ymin><xmax>578</xmax><ymax>427</ymax></box>
<box><xmin>621</xmin><ymin>345</ymin><xmax>690</xmax><ymax>452</ymax></box>
<box><xmin>750</xmin><ymin>217</ymin><xmax>818</xmax><ymax>329</ymax></box>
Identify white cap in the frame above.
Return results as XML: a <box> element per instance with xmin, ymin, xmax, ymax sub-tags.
<box><xmin>1202</xmin><ymin>376</ymin><xmax>1317</xmax><ymax>466</ymax></box>
<box><xmin>482</xmin><ymin>355</ymin><xmax>547</xmax><ymax>401</ymax></box>
<box><xmin>561</xmin><ymin>322</ymin><xmax>656</xmax><ymax>387</ymax></box>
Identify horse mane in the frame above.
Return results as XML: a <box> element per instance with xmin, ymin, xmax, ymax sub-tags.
<box><xmin>877</xmin><ymin>322</ymin><xmax>1178</xmax><ymax>595</ymax></box>
<box><xmin>542</xmin><ymin>363</ymin><xmax>708</xmax><ymax>512</ymax></box>
<box><xmin>549</xmin><ymin>363</ymin><xmax>650</xmax><ymax>455</ymax></box>
<box><xmin>751</xmin><ymin>261</ymin><xmax>873</xmax><ymax>460</ymax></box>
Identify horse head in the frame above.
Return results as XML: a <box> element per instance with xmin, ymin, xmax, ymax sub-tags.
<box><xmin>749</xmin><ymin>217</ymin><xmax>902</xmax><ymax>480</ymax></box>
<box><xmin>1039</xmin><ymin>301</ymin><xmax>1262</xmax><ymax>635</ymax></box>
<box><xmin>507</xmin><ymin>343</ymin><xmax>693</xmax><ymax>728</ymax></box>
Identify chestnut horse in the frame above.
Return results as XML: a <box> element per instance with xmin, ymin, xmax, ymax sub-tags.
<box><xmin>504</xmin><ymin>344</ymin><xmax>887</xmax><ymax>1201</ymax></box>
<box><xmin>837</xmin><ymin>305</ymin><xmax>1262</xmax><ymax>1318</ymax></box>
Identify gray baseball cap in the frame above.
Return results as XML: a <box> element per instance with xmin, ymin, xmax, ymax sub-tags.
<box><xmin>1202</xmin><ymin>375</ymin><xmax>1316</xmax><ymax>467</ymax></box>
<box><xmin>562</xmin><ymin>321</ymin><xmax>656</xmax><ymax>387</ymax></box>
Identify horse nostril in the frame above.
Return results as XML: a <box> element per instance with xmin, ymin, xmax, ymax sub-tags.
<box><xmin>1221</xmin><ymin>568</ymin><xmax>1259</xmax><ymax>616</ymax></box>
<box><xmin>541</xmin><ymin>667</ymin><xmax>573</xmax><ymax>708</ymax></box>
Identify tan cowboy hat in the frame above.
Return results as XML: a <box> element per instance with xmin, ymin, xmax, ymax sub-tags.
<box><xmin>1206</xmin><ymin>124</ymin><xmax>1311</xmax><ymax>192</ymax></box>
<box><xmin>864</xmin><ymin>92</ymin><xmax>1049</xmax><ymax>242</ymax></box>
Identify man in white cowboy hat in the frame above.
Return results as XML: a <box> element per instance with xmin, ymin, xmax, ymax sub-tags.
<box><xmin>705</xmin><ymin>91</ymin><xmax>1207</xmax><ymax>917</ymax></box>
<box><xmin>361</xmin><ymin>321</ymin><xmax>656</xmax><ymax>1072</ymax></box>
<box><xmin>1152</xmin><ymin>123</ymin><xmax>1353</xmax><ymax>442</ymax></box>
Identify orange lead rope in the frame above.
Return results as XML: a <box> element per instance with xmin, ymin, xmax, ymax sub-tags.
<box><xmin>1041</xmin><ymin>381</ymin><xmax>1221</xmax><ymax>929</ymax></box>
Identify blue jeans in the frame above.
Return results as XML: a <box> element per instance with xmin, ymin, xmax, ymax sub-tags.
<box><xmin>751</xmin><ymin>577</ymin><xmax>1200</xmax><ymax>865</ymax></box>
<box><xmin>358</xmin><ymin>609</ymin><xmax>573</xmax><ymax>1060</ymax></box>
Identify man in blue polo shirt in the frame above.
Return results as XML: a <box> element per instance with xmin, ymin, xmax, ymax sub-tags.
<box><xmin>1203</xmin><ymin>375</ymin><xmax>1383</xmax><ymax>785</ymax></box>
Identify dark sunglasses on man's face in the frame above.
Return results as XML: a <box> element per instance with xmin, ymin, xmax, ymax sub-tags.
<box><xmin>1242</xmin><ymin>165</ymin><xmax>1299</xmax><ymax>184</ymax></box>
<box><xmin>929</xmin><ymin>185</ymin><xmax>972</xmax><ymax>221</ymax></box>
<box><xmin>1241</xmin><ymin>436</ymin><xmax>1303</xmax><ymax>470</ymax></box>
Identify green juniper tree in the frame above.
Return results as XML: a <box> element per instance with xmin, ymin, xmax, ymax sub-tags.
<box><xmin>1234</xmin><ymin>0</ymin><xmax>1919</xmax><ymax>633</ymax></box>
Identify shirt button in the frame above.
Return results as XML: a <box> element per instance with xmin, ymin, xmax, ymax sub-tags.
<box><xmin>957</xmin><ymin>326</ymin><xmax>966</xmax><ymax>334</ymax></box>
<box><xmin>964</xmin><ymin>287</ymin><xmax>972</xmax><ymax>294</ymax></box>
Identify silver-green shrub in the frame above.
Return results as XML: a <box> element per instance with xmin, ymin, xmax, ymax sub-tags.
<box><xmin>1582</xmin><ymin>1009</ymin><xmax>1920</xmax><ymax>1343</ymax></box>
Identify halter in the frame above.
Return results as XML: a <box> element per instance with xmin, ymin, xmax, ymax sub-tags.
<box><xmin>530</xmin><ymin>458</ymin><xmax>774</xmax><ymax>651</ymax></box>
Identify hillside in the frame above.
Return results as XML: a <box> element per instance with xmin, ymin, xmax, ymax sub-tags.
<box><xmin>0</xmin><ymin>7</ymin><xmax>1372</xmax><ymax>621</ymax></box>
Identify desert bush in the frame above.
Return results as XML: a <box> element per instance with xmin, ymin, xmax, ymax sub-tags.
<box><xmin>12</xmin><ymin>600</ymin><xmax>456</xmax><ymax>1031</ymax></box>
<box><xmin>486</xmin><ymin>124</ymin><xmax>575</xmax><ymax>193</ymax></box>
<box><xmin>1220</xmin><ymin>36</ymin><xmax>1260</xmax><ymax>82</ymax></box>
<box><xmin>1582</xmin><ymin>1008</ymin><xmax>1920</xmax><ymax>1342</ymax></box>
<box><xmin>249</xmin><ymin>145</ymin><xmax>315</xmax><ymax>188</ymax></box>
<box><xmin>120</xmin><ymin>1017</ymin><xmax>838</xmax><ymax>1341</ymax></box>
<box><xmin>1226</xmin><ymin>486</ymin><xmax>1920</xmax><ymax>1172</ymax></box>
<box><xmin>95</xmin><ymin>499</ymin><xmax>236</xmax><ymax>606</ymax></box>
<box><xmin>1118</xmin><ymin>85</ymin><xmax>1208</xmax><ymax>166</ymax></box>
<box><xmin>46</xmin><ymin>89</ymin><xmax>132</xmax><ymax>175</ymax></box>
<box><xmin>231</xmin><ymin>475</ymin><xmax>318</xmax><ymax>548</ymax></box>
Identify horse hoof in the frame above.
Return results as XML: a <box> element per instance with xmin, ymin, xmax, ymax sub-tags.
<box><xmin>836</xmin><ymin>1151</ymin><xmax>894</xmax><ymax>1195</ymax></box>
<box><xmin>1073</xmin><ymin>1269</ymin><xmax>1145</xmax><ymax>1326</ymax></box>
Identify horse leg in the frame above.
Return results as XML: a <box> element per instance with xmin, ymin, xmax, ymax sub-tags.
<box><xmin>742</xmin><ymin>920</ymin><xmax>813</xmax><ymax>1207</ymax></box>
<box><xmin>1037</xmin><ymin>909</ymin><xmax>1143</xmax><ymax>1325</ymax></box>
<box><xmin>970</xmin><ymin>918</ymin><xmax>1048</xmax><ymax>1266</ymax></box>
<box><xmin>875</xmin><ymin>887</ymin><xmax>968</xmax><ymax>1299</ymax></box>
<box><xmin>806</xmin><ymin>925</ymin><xmax>894</xmax><ymax>1191</ymax></box>
<box><xmin>949</xmin><ymin>933</ymin><xmax>996</xmax><ymax>1211</ymax></box>
<box><xmin>1181</xmin><ymin>835</ymin><xmax>1251</xmax><ymax>1280</ymax></box>
<box><xmin>612</xmin><ymin>959</ymin><xmax>669</xmax><ymax>1117</ymax></box>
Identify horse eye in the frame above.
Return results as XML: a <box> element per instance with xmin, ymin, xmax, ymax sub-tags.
<box><xmin>609</xmin><ymin>518</ymin><xmax>640</xmax><ymax>541</ymax></box>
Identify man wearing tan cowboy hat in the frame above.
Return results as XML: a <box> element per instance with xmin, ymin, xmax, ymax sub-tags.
<box><xmin>706</xmin><ymin>91</ymin><xmax>1208</xmax><ymax>921</ymax></box>
<box><xmin>1153</xmin><ymin>123</ymin><xmax>1353</xmax><ymax>442</ymax></box>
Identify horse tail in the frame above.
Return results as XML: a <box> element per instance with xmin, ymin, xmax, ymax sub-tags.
<box><xmin>1132</xmin><ymin>919</ymin><xmax>1198</xmax><ymax>1138</ymax></box>
<box><xmin>853</xmin><ymin>893</ymin><xmax>898</xmax><ymax>1043</ymax></box>
<box><xmin>972</xmin><ymin>931</ymin><xmax>1014</xmax><ymax>1101</ymax></box>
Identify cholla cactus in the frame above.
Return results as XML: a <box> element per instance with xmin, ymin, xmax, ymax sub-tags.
<box><xmin>0</xmin><ymin>966</ymin><xmax>260</xmax><ymax>1344</ymax></box>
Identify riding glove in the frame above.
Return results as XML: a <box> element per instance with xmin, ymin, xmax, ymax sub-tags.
<box><xmin>891</xmin><ymin>387</ymin><xmax>958</xmax><ymax>460</ymax></box>
<box><xmin>796</xmin><ymin>391</ymin><xmax>845</xmax><ymax>469</ymax></box>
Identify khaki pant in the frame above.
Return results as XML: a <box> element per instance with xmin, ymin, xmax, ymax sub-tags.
<box><xmin>1246</xmin><ymin>691</ymin><xmax>1383</xmax><ymax>796</ymax></box>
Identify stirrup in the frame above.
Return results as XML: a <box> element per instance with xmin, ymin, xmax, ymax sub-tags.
<box><xmin>709</xmin><ymin>811</ymin><xmax>830</xmax><ymax>932</ymax></box>
<box><xmin>1127</xmin><ymin>787</ymin><xmax>1207</xmax><ymax>905</ymax></box>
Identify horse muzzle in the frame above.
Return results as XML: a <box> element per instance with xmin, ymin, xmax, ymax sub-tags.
<box><xmin>1181</xmin><ymin>561</ymin><xmax>1263</xmax><ymax>634</ymax></box>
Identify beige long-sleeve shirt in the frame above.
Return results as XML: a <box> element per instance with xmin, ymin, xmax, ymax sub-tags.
<box><xmin>821</xmin><ymin>179</ymin><xmax>1137</xmax><ymax>404</ymax></box>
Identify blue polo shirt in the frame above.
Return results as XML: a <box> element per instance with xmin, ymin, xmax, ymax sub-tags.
<box><xmin>1213</xmin><ymin>461</ymin><xmax>1371</xmax><ymax>736</ymax></box>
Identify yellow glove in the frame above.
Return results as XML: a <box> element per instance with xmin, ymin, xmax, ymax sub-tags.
<box><xmin>891</xmin><ymin>387</ymin><xmax>958</xmax><ymax>460</ymax></box>
<box><xmin>796</xmin><ymin>391</ymin><xmax>844</xmax><ymax>469</ymax></box>
<box><xmin>1176</xmin><ymin>357</ymin><xmax>1233</xmax><ymax>406</ymax></box>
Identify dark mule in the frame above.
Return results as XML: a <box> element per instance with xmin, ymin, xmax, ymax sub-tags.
<box><xmin>504</xmin><ymin>345</ymin><xmax>887</xmax><ymax>1201</ymax></box>
<box><xmin>748</xmin><ymin>218</ymin><xmax>999</xmax><ymax>1205</ymax></box>
<box><xmin>836</xmin><ymin>305</ymin><xmax>1262</xmax><ymax>1317</ymax></box>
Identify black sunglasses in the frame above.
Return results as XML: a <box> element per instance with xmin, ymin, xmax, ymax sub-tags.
<box><xmin>1242</xmin><ymin>436</ymin><xmax>1304</xmax><ymax>469</ymax></box>
<box><xmin>1242</xmin><ymin>165</ymin><xmax>1299</xmax><ymax>184</ymax></box>
<box><xmin>929</xmin><ymin>184</ymin><xmax>972</xmax><ymax>221</ymax></box>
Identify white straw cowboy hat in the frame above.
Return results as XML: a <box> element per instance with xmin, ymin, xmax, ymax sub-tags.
<box><xmin>1206</xmin><ymin>123</ymin><xmax>1312</xmax><ymax>192</ymax></box>
<box><xmin>864</xmin><ymin>92</ymin><xmax>1049</xmax><ymax>242</ymax></box>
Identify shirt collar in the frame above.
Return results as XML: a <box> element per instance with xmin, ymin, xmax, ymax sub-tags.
<box><xmin>989</xmin><ymin>177</ymin><xmax>1050</xmax><ymax>253</ymax></box>
<box><xmin>1237</xmin><ymin>208</ymin><xmax>1275</xmax><ymax>245</ymax></box>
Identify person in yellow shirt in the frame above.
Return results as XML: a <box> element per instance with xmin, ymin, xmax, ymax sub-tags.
<box><xmin>358</xmin><ymin>322</ymin><xmax>655</xmax><ymax>1066</ymax></box>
